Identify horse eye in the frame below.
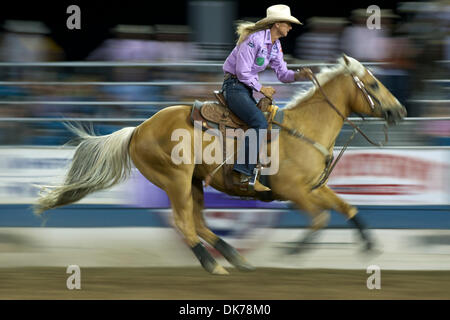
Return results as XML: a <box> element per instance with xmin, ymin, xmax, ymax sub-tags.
<box><xmin>369</xmin><ymin>82</ymin><xmax>379</xmax><ymax>91</ymax></box>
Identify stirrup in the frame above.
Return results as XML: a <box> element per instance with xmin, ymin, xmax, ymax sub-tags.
<box><xmin>249</xmin><ymin>166</ymin><xmax>271</xmax><ymax>192</ymax></box>
<box><xmin>237</xmin><ymin>166</ymin><xmax>270</xmax><ymax>192</ymax></box>
<box><xmin>247</xmin><ymin>167</ymin><xmax>260</xmax><ymax>191</ymax></box>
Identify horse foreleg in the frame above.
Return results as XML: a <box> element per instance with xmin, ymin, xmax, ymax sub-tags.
<box><xmin>279</xmin><ymin>183</ymin><xmax>330</xmax><ymax>254</ymax></box>
<box><xmin>191</xmin><ymin>177</ymin><xmax>255</xmax><ymax>272</ymax></box>
<box><xmin>310</xmin><ymin>185</ymin><xmax>357</xmax><ymax>218</ymax></box>
<box><xmin>310</xmin><ymin>185</ymin><xmax>374</xmax><ymax>251</ymax></box>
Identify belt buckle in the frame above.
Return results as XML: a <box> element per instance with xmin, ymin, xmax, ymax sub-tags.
<box><xmin>224</xmin><ymin>73</ymin><xmax>235</xmax><ymax>81</ymax></box>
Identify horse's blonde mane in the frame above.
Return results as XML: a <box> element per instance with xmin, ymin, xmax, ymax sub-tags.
<box><xmin>284</xmin><ymin>55</ymin><xmax>366</xmax><ymax>109</ymax></box>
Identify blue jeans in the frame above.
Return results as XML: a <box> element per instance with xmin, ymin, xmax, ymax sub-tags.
<box><xmin>222</xmin><ymin>77</ymin><xmax>268</xmax><ymax>176</ymax></box>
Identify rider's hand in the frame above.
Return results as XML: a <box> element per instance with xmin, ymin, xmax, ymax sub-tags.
<box><xmin>260</xmin><ymin>86</ymin><xmax>276</xmax><ymax>99</ymax></box>
<box><xmin>294</xmin><ymin>68</ymin><xmax>312</xmax><ymax>81</ymax></box>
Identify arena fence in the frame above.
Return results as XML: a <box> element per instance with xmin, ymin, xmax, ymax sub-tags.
<box><xmin>0</xmin><ymin>61</ymin><xmax>448</xmax><ymax>146</ymax></box>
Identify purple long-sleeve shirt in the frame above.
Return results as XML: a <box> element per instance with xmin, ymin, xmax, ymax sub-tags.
<box><xmin>223</xmin><ymin>29</ymin><xmax>295</xmax><ymax>92</ymax></box>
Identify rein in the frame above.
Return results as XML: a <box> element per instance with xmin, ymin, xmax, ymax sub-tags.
<box><xmin>272</xmin><ymin>68</ymin><xmax>390</xmax><ymax>190</ymax></box>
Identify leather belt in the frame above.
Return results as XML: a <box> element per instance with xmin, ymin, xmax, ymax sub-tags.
<box><xmin>224</xmin><ymin>72</ymin><xmax>237</xmax><ymax>81</ymax></box>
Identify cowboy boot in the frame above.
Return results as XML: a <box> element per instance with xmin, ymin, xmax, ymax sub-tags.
<box><xmin>253</xmin><ymin>179</ymin><xmax>271</xmax><ymax>192</ymax></box>
<box><xmin>241</xmin><ymin>167</ymin><xmax>271</xmax><ymax>192</ymax></box>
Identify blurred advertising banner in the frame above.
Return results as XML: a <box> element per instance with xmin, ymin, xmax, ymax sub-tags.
<box><xmin>0</xmin><ymin>147</ymin><xmax>448</xmax><ymax>206</ymax></box>
<box><xmin>0</xmin><ymin>147</ymin><xmax>134</xmax><ymax>204</ymax></box>
<box><xmin>134</xmin><ymin>148</ymin><xmax>450</xmax><ymax>207</ymax></box>
<box><xmin>329</xmin><ymin>148</ymin><xmax>450</xmax><ymax>205</ymax></box>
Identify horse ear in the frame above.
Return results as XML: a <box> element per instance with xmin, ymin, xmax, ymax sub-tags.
<box><xmin>342</xmin><ymin>54</ymin><xmax>350</xmax><ymax>66</ymax></box>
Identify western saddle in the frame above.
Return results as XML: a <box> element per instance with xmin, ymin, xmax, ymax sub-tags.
<box><xmin>190</xmin><ymin>91</ymin><xmax>282</xmax><ymax>192</ymax></box>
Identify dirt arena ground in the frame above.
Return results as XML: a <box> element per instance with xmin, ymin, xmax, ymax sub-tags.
<box><xmin>0</xmin><ymin>267</ymin><xmax>449</xmax><ymax>299</ymax></box>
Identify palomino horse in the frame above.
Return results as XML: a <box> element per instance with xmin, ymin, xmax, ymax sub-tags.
<box><xmin>34</xmin><ymin>55</ymin><xmax>406</xmax><ymax>275</ymax></box>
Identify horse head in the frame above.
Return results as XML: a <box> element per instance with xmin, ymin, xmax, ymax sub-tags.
<box><xmin>341</xmin><ymin>54</ymin><xmax>407</xmax><ymax>125</ymax></box>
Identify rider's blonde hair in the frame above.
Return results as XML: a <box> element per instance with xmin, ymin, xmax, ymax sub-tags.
<box><xmin>235</xmin><ymin>21</ymin><xmax>273</xmax><ymax>45</ymax></box>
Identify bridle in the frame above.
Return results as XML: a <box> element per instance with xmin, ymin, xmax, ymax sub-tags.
<box><xmin>352</xmin><ymin>69</ymin><xmax>382</xmax><ymax>113</ymax></box>
<box><xmin>307</xmin><ymin>68</ymin><xmax>389</xmax><ymax>147</ymax></box>
<box><xmin>271</xmin><ymin>67</ymin><xmax>390</xmax><ymax>190</ymax></box>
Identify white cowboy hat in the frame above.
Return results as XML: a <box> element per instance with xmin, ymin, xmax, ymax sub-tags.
<box><xmin>255</xmin><ymin>4</ymin><xmax>302</xmax><ymax>26</ymax></box>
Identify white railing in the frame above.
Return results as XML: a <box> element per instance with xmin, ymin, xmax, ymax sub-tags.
<box><xmin>0</xmin><ymin>117</ymin><xmax>448</xmax><ymax>123</ymax></box>
<box><xmin>0</xmin><ymin>61</ymin><xmax>388</xmax><ymax>67</ymax></box>
<box><xmin>0</xmin><ymin>61</ymin><xmax>447</xmax><ymax>125</ymax></box>
<box><xmin>0</xmin><ymin>81</ymin><xmax>310</xmax><ymax>86</ymax></box>
<box><xmin>0</xmin><ymin>100</ymin><xmax>447</xmax><ymax>107</ymax></box>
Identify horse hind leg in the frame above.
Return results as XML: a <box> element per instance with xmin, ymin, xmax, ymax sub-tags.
<box><xmin>128</xmin><ymin>120</ymin><xmax>227</xmax><ymax>274</ymax></box>
<box><xmin>191</xmin><ymin>177</ymin><xmax>255</xmax><ymax>272</ymax></box>
<box><xmin>133</xmin><ymin>157</ymin><xmax>229</xmax><ymax>274</ymax></box>
<box><xmin>165</xmin><ymin>170</ymin><xmax>229</xmax><ymax>275</ymax></box>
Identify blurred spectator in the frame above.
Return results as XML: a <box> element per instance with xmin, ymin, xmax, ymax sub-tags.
<box><xmin>342</xmin><ymin>9</ymin><xmax>416</xmax><ymax>112</ymax></box>
<box><xmin>341</xmin><ymin>9</ymin><xmax>394</xmax><ymax>62</ymax></box>
<box><xmin>0</xmin><ymin>20</ymin><xmax>63</xmax><ymax>62</ymax></box>
<box><xmin>0</xmin><ymin>8</ymin><xmax>449</xmax><ymax>147</ymax></box>
<box><xmin>87</xmin><ymin>24</ymin><xmax>199</xmax><ymax>123</ymax></box>
<box><xmin>0</xmin><ymin>20</ymin><xmax>63</xmax><ymax>144</ymax></box>
<box><xmin>397</xmin><ymin>1</ymin><xmax>449</xmax><ymax>117</ymax></box>
<box><xmin>87</xmin><ymin>24</ymin><xmax>195</xmax><ymax>62</ymax></box>
<box><xmin>295</xmin><ymin>17</ymin><xmax>348</xmax><ymax>62</ymax></box>
<box><xmin>442</xmin><ymin>2</ymin><xmax>450</xmax><ymax>63</ymax></box>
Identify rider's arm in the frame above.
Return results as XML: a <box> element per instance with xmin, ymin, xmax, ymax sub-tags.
<box><xmin>269</xmin><ymin>42</ymin><xmax>295</xmax><ymax>83</ymax></box>
<box><xmin>235</xmin><ymin>36</ymin><xmax>263</xmax><ymax>92</ymax></box>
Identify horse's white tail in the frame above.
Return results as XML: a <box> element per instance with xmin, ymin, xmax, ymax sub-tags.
<box><xmin>33</xmin><ymin>125</ymin><xmax>136</xmax><ymax>215</ymax></box>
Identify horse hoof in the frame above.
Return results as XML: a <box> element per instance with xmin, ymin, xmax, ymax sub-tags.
<box><xmin>348</xmin><ymin>207</ymin><xmax>358</xmax><ymax>219</ymax></box>
<box><xmin>284</xmin><ymin>244</ymin><xmax>305</xmax><ymax>255</ymax></box>
<box><xmin>234</xmin><ymin>259</ymin><xmax>256</xmax><ymax>272</ymax></box>
<box><xmin>237</xmin><ymin>264</ymin><xmax>256</xmax><ymax>272</ymax></box>
<box><xmin>360</xmin><ymin>241</ymin><xmax>382</xmax><ymax>256</ymax></box>
<box><xmin>211</xmin><ymin>264</ymin><xmax>229</xmax><ymax>275</ymax></box>
<box><xmin>362</xmin><ymin>243</ymin><xmax>382</xmax><ymax>256</ymax></box>
<box><xmin>213</xmin><ymin>238</ymin><xmax>255</xmax><ymax>272</ymax></box>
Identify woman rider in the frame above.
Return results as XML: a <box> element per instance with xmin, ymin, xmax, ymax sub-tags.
<box><xmin>222</xmin><ymin>4</ymin><xmax>311</xmax><ymax>192</ymax></box>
